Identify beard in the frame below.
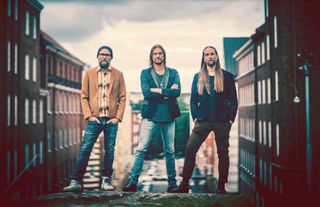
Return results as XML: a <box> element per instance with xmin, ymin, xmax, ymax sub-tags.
<box><xmin>154</xmin><ymin>58</ymin><xmax>163</xmax><ymax>65</ymax></box>
<box><xmin>207</xmin><ymin>60</ymin><xmax>216</xmax><ymax>67</ymax></box>
<box><xmin>99</xmin><ymin>60</ymin><xmax>110</xmax><ymax>69</ymax></box>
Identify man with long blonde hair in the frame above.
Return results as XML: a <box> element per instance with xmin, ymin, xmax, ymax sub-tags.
<box><xmin>175</xmin><ymin>46</ymin><xmax>238</xmax><ymax>194</ymax></box>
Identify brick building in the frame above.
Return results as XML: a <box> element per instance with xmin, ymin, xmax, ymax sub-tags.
<box><xmin>236</xmin><ymin>0</ymin><xmax>320</xmax><ymax>206</ymax></box>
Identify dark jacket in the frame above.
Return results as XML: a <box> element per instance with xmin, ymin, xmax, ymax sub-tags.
<box><xmin>190</xmin><ymin>69</ymin><xmax>238</xmax><ymax>122</ymax></box>
<box><xmin>140</xmin><ymin>67</ymin><xmax>181</xmax><ymax>119</ymax></box>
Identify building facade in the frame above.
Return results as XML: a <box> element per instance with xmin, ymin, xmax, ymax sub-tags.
<box><xmin>1</xmin><ymin>0</ymin><xmax>45</xmax><ymax>199</ymax></box>
<box><xmin>236</xmin><ymin>0</ymin><xmax>320</xmax><ymax>206</ymax></box>
<box><xmin>40</xmin><ymin>31</ymin><xmax>85</xmax><ymax>192</ymax></box>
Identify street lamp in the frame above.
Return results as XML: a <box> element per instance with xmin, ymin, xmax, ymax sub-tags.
<box><xmin>297</xmin><ymin>53</ymin><xmax>312</xmax><ymax>192</ymax></box>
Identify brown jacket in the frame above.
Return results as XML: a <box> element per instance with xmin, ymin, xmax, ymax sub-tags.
<box><xmin>81</xmin><ymin>66</ymin><xmax>126</xmax><ymax>121</ymax></box>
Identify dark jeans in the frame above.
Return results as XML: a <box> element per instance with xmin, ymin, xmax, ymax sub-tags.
<box><xmin>182</xmin><ymin>120</ymin><xmax>231</xmax><ymax>185</ymax></box>
<box><xmin>70</xmin><ymin>117</ymin><xmax>118</xmax><ymax>182</ymax></box>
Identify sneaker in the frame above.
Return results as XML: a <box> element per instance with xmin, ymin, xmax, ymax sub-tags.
<box><xmin>122</xmin><ymin>183</ymin><xmax>137</xmax><ymax>192</ymax></box>
<box><xmin>63</xmin><ymin>180</ymin><xmax>82</xmax><ymax>192</ymax></box>
<box><xmin>101</xmin><ymin>177</ymin><xmax>114</xmax><ymax>191</ymax></box>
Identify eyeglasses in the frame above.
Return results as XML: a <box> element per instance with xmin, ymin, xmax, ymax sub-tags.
<box><xmin>98</xmin><ymin>53</ymin><xmax>111</xmax><ymax>57</ymax></box>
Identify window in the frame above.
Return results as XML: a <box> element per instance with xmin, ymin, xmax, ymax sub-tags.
<box><xmin>14</xmin><ymin>0</ymin><xmax>18</xmax><ymax>20</ymax></box>
<box><xmin>263</xmin><ymin>121</ymin><xmax>267</xmax><ymax>146</ymax></box>
<box><xmin>276</xmin><ymin>123</ymin><xmax>280</xmax><ymax>156</ymax></box>
<box><xmin>262</xmin><ymin>79</ymin><xmax>266</xmax><ymax>104</ymax></box>
<box><xmin>7</xmin><ymin>152</ymin><xmax>10</xmax><ymax>184</ymax></box>
<box><xmin>7</xmin><ymin>0</ymin><xmax>11</xmax><ymax>16</ymax></box>
<box><xmin>259</xmin><ymin>159</ymin><xmax>263</xmax><ymax>183</ymax></box>
<box><xmin>25</xmin><ymin>55</ymin><xmax>29</xmax><ymax>80</ymax></box>
<box><xmin>39</xmin><ymin>141</ymin><xmax>43</xmax><ymax>165</ymax></box>
<box><xmin>7</xmin><ymin>95</ymin><xmax>11</xmax><ymax>127</ymax></box>
<box><xmin>33</xmin><ymin>57</ymin><xmax>37</xmax><ymax>81</ymax></box>
<box><xmin>32</xmin><ymin>143</ymin><xmax>36</xmax><ymax>167</ymax></box>
<box><xmin>64</xmin><ymin>129</ymin><xmax>68</xmax><ymax>147</ymax></box>
<box><xmin>266</xmin><ymin>35</ymin><xmax>270</xmax><ymax>60</ymax></box>
<box><xmin>14</xmin><ymin>96</ymin><xmax>17</xmax><ymax>126</ymax></box>
<box><xmin>268</xmin><ymin>122</ymin><xmax>272</xmax><ymax>148</ymax></box>
<box><xmin>7</xmin><ymin>41</ymin><xmax>11</xmax><ymax>72</ymax></box>
<box><xmin>257</xmin><ymin>45</ymin><xmax>261</xmax><ymax>66</ymax></box>
<box><xmin>14</xmin><ymin>44</ymin><xmax>17</xmax><ymax>74</ymax></box>
<box><xmin>14</xmin><ymin>150</ymin><xmax>17</xmax><ymax>177</ymax></box>
<box><xmin>47</xmin><ymin>91</ymin><xmax>51</xmax><ymax>113</ymax></box>
<box><xmin>261</xmin><ymin>42</ymin><xmax>265</xmax><ymax>64</ymax></box>
<box><xmin>25</xmin><ymin>11</ymin><xmax>30</xmax><ymax>35</ymax></box>
<box><xmin>39</xmin><ymin>100</ymin><xmax>43</xmax><ymax>123</ymax></box>
<box><xmin>48</xmin><ymin>131</ymin><xmax>52</xmax><ymax>152</ymax></box>
<box><xmin>25</xmin><ymin>98</ymin><xmax>29</xmax><ymax>124</ymax></box>
<box><xmin>274</xmin><ymin>16</ymin><xmax>278</xmax><ymax>48</ymax></box>
<box><xmin>265</xmin><ymin>0</ymin><xmax>269</xmax><ymax>17</ymax></box>
<box><xmin>59</xmin><ymin>129</ymin><xmax>63</xmax><ymax>149</ymax></box>
<box><xmin>269</xmin><ymin>164</ymin><xmax>273</xmax><ymax>190</ymax></box>
<box><xmin>259</xmin><ymin>121</ymin><xmax>262</xmax><ymax>144</ymax></box>
<box><xmin>267</xmin><ymin>78</ymin><xmax>271</xmax><ymax>103</ymax></box>
<box><xmin>33</xmin><ymin>16</ymin><xmax>37</xmax><ymax>39</ymax></box>
<box><xmin>275</xmin><ymin>70</ymin><xmax>279</xmax><ymax>101</ymax></box>
<box><xmin>32</xmin><ymin>100</ymin><xmax>36</xmax><ymax>124</ymax></box>
<box><xmin>25</xmin><ymin>144</ymin><xmax>29</xmax><ymax>170</ymax></box>
<box><xmin>258</xmin><ymin>81</ymin><xmax>261</xmax><ymax>104</ymax></box>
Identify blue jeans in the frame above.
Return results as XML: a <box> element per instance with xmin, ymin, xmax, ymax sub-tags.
<box><xmin>128</xmin><ymin>119</ymin><xmax>177</xmax><ymax>187</ymax></box>
<box><xmin>70</xmin><ymin>117</ymin><xmax>118</xmax><ymax>182</ymax></box>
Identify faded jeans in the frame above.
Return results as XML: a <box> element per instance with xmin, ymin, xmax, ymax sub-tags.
<box><xmin>70</xmin><ymin>117</ymin><xmax>118</xmax><ymax>182</ymax></box>
<box><xmin>128</xmin><ymin>119</ymin><xmax>177</xmax><ymax>187</ymax></box>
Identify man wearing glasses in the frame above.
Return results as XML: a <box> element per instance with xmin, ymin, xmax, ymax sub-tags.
<box><xmin>63</xmin><ymin>45</ymin><xmax>126</xmax><ymax>192</ymax></box>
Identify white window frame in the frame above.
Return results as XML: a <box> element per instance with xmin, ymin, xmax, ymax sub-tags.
<box><xmin>14</xmin><ymin>96</ymin><xmax>18</xmax><ymax>126</ymax></box>
<box><xmin>33</xmin><ymin>16</ymin><xmax>37</xmax><ymax>39</ymax></box>
<box><xmin>25</xmin><ymin>11</ymin><xmax>30</xmax><ymax>35</ymax></box>
<box><xmin>274</xmin><ymin>16</ymin><xmax>278</xmax><ymax>48</ymax></box>
<box><xmin>39</xmin><ymin>100</ymin><xmax>43</xmax><ymax>123</ymax></box>
<box><xmin>25</xmin><ymin>55</ymin><xmax>29</xmax><ymax>80</ymax></box>
<box><xmin>276</xmin><ymin>123</ymin><xmax>280</xmax><ymax>156</ymax></box>
<box><xmin>275</xmin><ymin>70</ymin><xmax>279</xmax><ymax>101</ymax></box>
<box><xmin>14</xmin><ymin>43</ymin><xmax>18</xmax><ymax>74</ymax></box>
<box><xmin>32</xmin><ymin>99</ymin><xmax>36</xmax><ymax>124</ymax></box>
<box><xmin>25</xmin><ymin>98</ymin><xmax>29</xmax><ymax>124</ymax></box>
<box><xmin>7</xmin><ymin>95</ymin><xmax>11</xmax><ymax>127</ymax></box>
<box><xmin>32</xmin><ymin>57</ymin><xmax>37</xmax><ymax>82</ymax></box>
<box><xmin>7</xmin><ymin>41</ymin><xmax>11</xmax><ymax>72</ymax></box>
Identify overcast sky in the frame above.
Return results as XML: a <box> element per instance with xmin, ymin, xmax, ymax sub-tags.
<box><xmin>39</xmin><ymin>0</ymin><xmax>265</xmax><ymax>92</ymax></box>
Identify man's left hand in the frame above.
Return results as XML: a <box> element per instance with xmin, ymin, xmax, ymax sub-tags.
<box><xmin>107</xmin><ymin>118</ymin><xmax>120</xmax><ymax>124</ymax></box>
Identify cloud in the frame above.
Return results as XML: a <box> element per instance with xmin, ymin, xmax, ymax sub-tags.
<box><xmin>39</xmin><ymin>0</ymin><xmax>264</xmax><ymax>92</ymax></box>
<box><xmin>40</xmin><ymin>0</ymin><xmax>263</xmax><ymax>42</ymax></box>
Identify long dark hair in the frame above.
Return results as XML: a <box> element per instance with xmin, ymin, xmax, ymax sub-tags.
<box><xmin>197</xmin><ymin>46</ymin><xmax>224</xmax><ymax>95</ymax></box>
<box><xmin>149</xmin><ymin>44</ymin><xmax>166</xmax><ymax>66</ymax></box>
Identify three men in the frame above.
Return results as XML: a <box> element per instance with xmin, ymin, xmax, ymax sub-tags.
<box><xmin>63</xmin><ymin>45</ymin><xmax>126</xmax><ymax>192</ymax></box>
<box><xmin>122</xmin><ymin>44</ymin><xmax>181</xmax><ymax>193</ymax></box>
<box><xmin>63</xmin><ymin>44</ymin><xmax>237</xmax><ymax>194</ymax></box>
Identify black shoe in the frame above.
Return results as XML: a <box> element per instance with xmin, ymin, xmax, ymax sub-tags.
<box><xmin>167</xmin><ymin>186</ymin><xmax>178</xmax><ymax>193</ymax></box>
<box><xmin>216</xmin><ymin>187</ymin><xmax>227</xmax><ymax>194</ymax></box>
<box><xmin>174</xmin><ymin>182</ymin><xmax>189</xmax><ymax>193</ymax></box>
<box><xmin>122</xmin><ymin>183</ymin><xmax>137</xmax><ymax>192</ymax></box>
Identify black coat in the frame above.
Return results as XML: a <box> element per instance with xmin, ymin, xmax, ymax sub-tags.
<box><xmin>140</xmin><ymin>67</ymin><xmax>181</xmax><ymax>119</ymax></box>
<box><xmin>190</xmin><ymin>70</ymin><xmax>238</xmax><ymax>122</ymax></box>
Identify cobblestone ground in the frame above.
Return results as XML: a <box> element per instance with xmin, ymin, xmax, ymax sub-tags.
<box><xmin>4</xmin><ymin>190</ymin><xmax>253</xmax><ymax>207</ymax></box>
